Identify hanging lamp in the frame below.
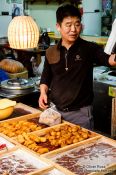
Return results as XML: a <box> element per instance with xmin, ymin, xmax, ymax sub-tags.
<box><xmin>8</xmin><ymin>16</ymin><xmax>39</xmax><ymax>49</ymax></box>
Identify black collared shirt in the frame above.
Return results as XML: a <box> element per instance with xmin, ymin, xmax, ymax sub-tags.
<box><xmin>40</xmin><ymin>37</ymin><xmax>110</xmax><ymax>110</ymax></box>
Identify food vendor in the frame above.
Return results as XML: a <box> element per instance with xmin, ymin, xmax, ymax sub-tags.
<box><xmin>38</xmin><ymin>4</ymin><xmax>116</xmax><ymax>130</ymax></box>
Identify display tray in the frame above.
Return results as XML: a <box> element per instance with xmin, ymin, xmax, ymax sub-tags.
<box><xmin>0</xmin><ymin>147</ymin><xmax>52</xmax><ymax>175</ymax></box>
<box><xmin>0</xmin><ymin>112</ymin><xmax>50</xmax><ymax>138</ymax></box>
<box><xmin>13</xmin><ymin>123</ymin><xmax>100</xmax><ymax>155</ymax></box>
<box><xmin>8</xmin><ymin>102</ymin><xmax>40</xmax><ymax>118</ymax></box>
<box><xmin>46</xmin><ymin>136</ymin><xmax>116</xmax><ymax>175</ymax></box>
<box><xmin>0</xmin><ymin>133</ymin><xmax>16</xmax><ymax>154</ymax></box>
<box><xmin>0</xmin><ymin>109</ymin><xmax>66</xmax><ymax>138</ymax></box>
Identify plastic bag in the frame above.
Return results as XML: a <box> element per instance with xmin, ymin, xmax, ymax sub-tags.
<box><xmin>39</xmin><ymin>107</ymin><xmax>61</xmax><ymax>126</ymax></box>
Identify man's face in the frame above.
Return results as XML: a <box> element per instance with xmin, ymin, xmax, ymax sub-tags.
<box><xmin>56</xmin><ymin>16</ymin><xmax>82</xmax><ymax>44</ymax></box>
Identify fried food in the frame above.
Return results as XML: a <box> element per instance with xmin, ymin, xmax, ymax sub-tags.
<box><xmin>14</xmin><ymin>124</ymin><xmax>93</xmax><ymax>155</ymax></box>
<box><xmin>0</xmin><ymin>120</ymin><xmax>44</xmax><ymax>137</ymax></box>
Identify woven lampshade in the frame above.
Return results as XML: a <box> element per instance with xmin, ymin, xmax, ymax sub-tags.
<box><xmin>8</xmin><ymin>16</ymin><xmax>39</xmax><ymax>49</ymax></box>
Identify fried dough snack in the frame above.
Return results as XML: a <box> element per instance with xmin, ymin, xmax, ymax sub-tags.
<box><xmin>0</xmin><ymin>120</ymin><xmax>43</xmax><ymax>137</ymax></box>
<box><xmin>46</xmin><ymin>125</ymin><xmax>91</xmax><ymax>147</ymax></box>
<box><xmin>14</xmin><ymin>124</ymin><xmax>93</xmax><ymax>154</ymax></box>
<box><xmin>15</xmin><ymin>133</ymin><xmax>49</xmax><ymax>154</ymax></box>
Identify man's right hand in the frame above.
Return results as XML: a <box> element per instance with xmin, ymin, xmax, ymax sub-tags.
<box><xmin>38</xmin><ymin>84</ymin><xmax>49</xmax><ymax>109</ymax></box>
<box><xmin>39</xmin><ymin>93</ymin><xmax>49</xmax><ymax>109</ymax></box>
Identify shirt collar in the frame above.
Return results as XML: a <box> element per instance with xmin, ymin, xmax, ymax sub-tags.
<box><xmin>57</xmin><ymin>37</ymin><xmax>82</xmax><ymax>50</ymax></box>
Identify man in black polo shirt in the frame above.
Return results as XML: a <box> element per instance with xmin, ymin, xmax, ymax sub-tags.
<box><xmin>38</xmin><ymin>4</ymin><xmax>116</xmax><ymax>129</ymax></box>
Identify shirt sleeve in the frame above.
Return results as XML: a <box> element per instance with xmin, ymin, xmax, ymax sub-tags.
<box><xmin>40</xmin><ymin>56</ymin><xmax>52</xmax><ymax>87</ymax></box>
<box><xmin>92</xmin><ymin>42</ymin><xmax>110</xmax><ymax>67</ymax></box>
<box><xmin>0</xmin><ymin>69</ymin><xmax>9</xmax><ymax>82</ymax></box>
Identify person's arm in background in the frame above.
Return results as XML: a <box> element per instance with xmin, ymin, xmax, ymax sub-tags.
<box><xmin>104</xmin><ymin>19</ymin><xmax>116</xmax><ymax>66</ymax></box>
<box><xmin>38</xmin><ymin>56</ymin><xmax>52</xmax><ymax>109</ymax></box>
<box><xmin>108</xmin><ymin>54</ymin><xmax>116</xmax><ymax>66</ymax></box>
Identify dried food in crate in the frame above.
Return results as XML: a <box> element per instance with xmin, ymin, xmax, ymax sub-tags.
<box><xmin>15</xmin><ymin>124</ymin><xmax>93</xmax><ymax>154</ymax></box>
<box><xmin>0</xmin><ymin>154</ymin><xmax>37</xmax><ymax>175</ymax></box>
<box><xmin>0</xmin><ymin>148</ymin><xmax>50</xmax><ymax>174</ymax></box>
<box><xmin>52</xmin><ymin>140</ymin><xmax>116</xmax><ymax>175</ymax></box>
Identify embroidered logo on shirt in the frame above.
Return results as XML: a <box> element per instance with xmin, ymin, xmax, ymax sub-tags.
<box><xmin>75</xmin><ymin>55</ymin><xmax>82</xmax><ymax>61</ymax></box>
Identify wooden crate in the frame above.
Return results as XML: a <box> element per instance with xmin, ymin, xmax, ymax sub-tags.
<box><xmin>0</xmin><ymin>146</ymin><xmax>53</xmax><ymax>175</ymax></box>
<box><xmin>37</xmin><ymin>164</ymin><xmax>74</xmax><ymax>175</ymax></box>
<box><xmin>44</xmin><ymin>136</ymin><xmax>116</xmax><ymax>175</ymax></box>
<box><xmin>0</xmin><ymin>112</ymin><xmax>50</xmax><ymax>138</ymax></box>
<box><xmin>0</xmin><ymin>111</ymin><xmax>41</xmax><ymax>123</ymax></box>
<box><xmin>111</xmin><ymin>97</ymin><xmax>116</xmax><ymax>139</ymax></box>
<box><xmin>13</xmin><ymin>123</ymin><xmax>100</xmax><ymax>156</ymax></box>
<box><xmin>14</xmin><ymin>102</ymin><xmax>40</xmax><ymax>113</ymax></box>
<box><xmin>0</xmin><ymin>141</ymin><xmax>71</xmax><ymax>175</ymax></box>
<box><xmin>11</xmin><ymin>102</ymin><xmax>41</xmax><ymax>119</ymax></box>
<box><xmin>0</xmin><ymin>107</ymin><xmax>67</xmax><ymax>138</ymax></box>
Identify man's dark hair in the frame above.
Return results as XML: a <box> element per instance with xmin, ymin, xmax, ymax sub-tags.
<box><xmin>56</xmin><ymin>4</ymin><xmax>81</xmax><ymax>24</ymax></box>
